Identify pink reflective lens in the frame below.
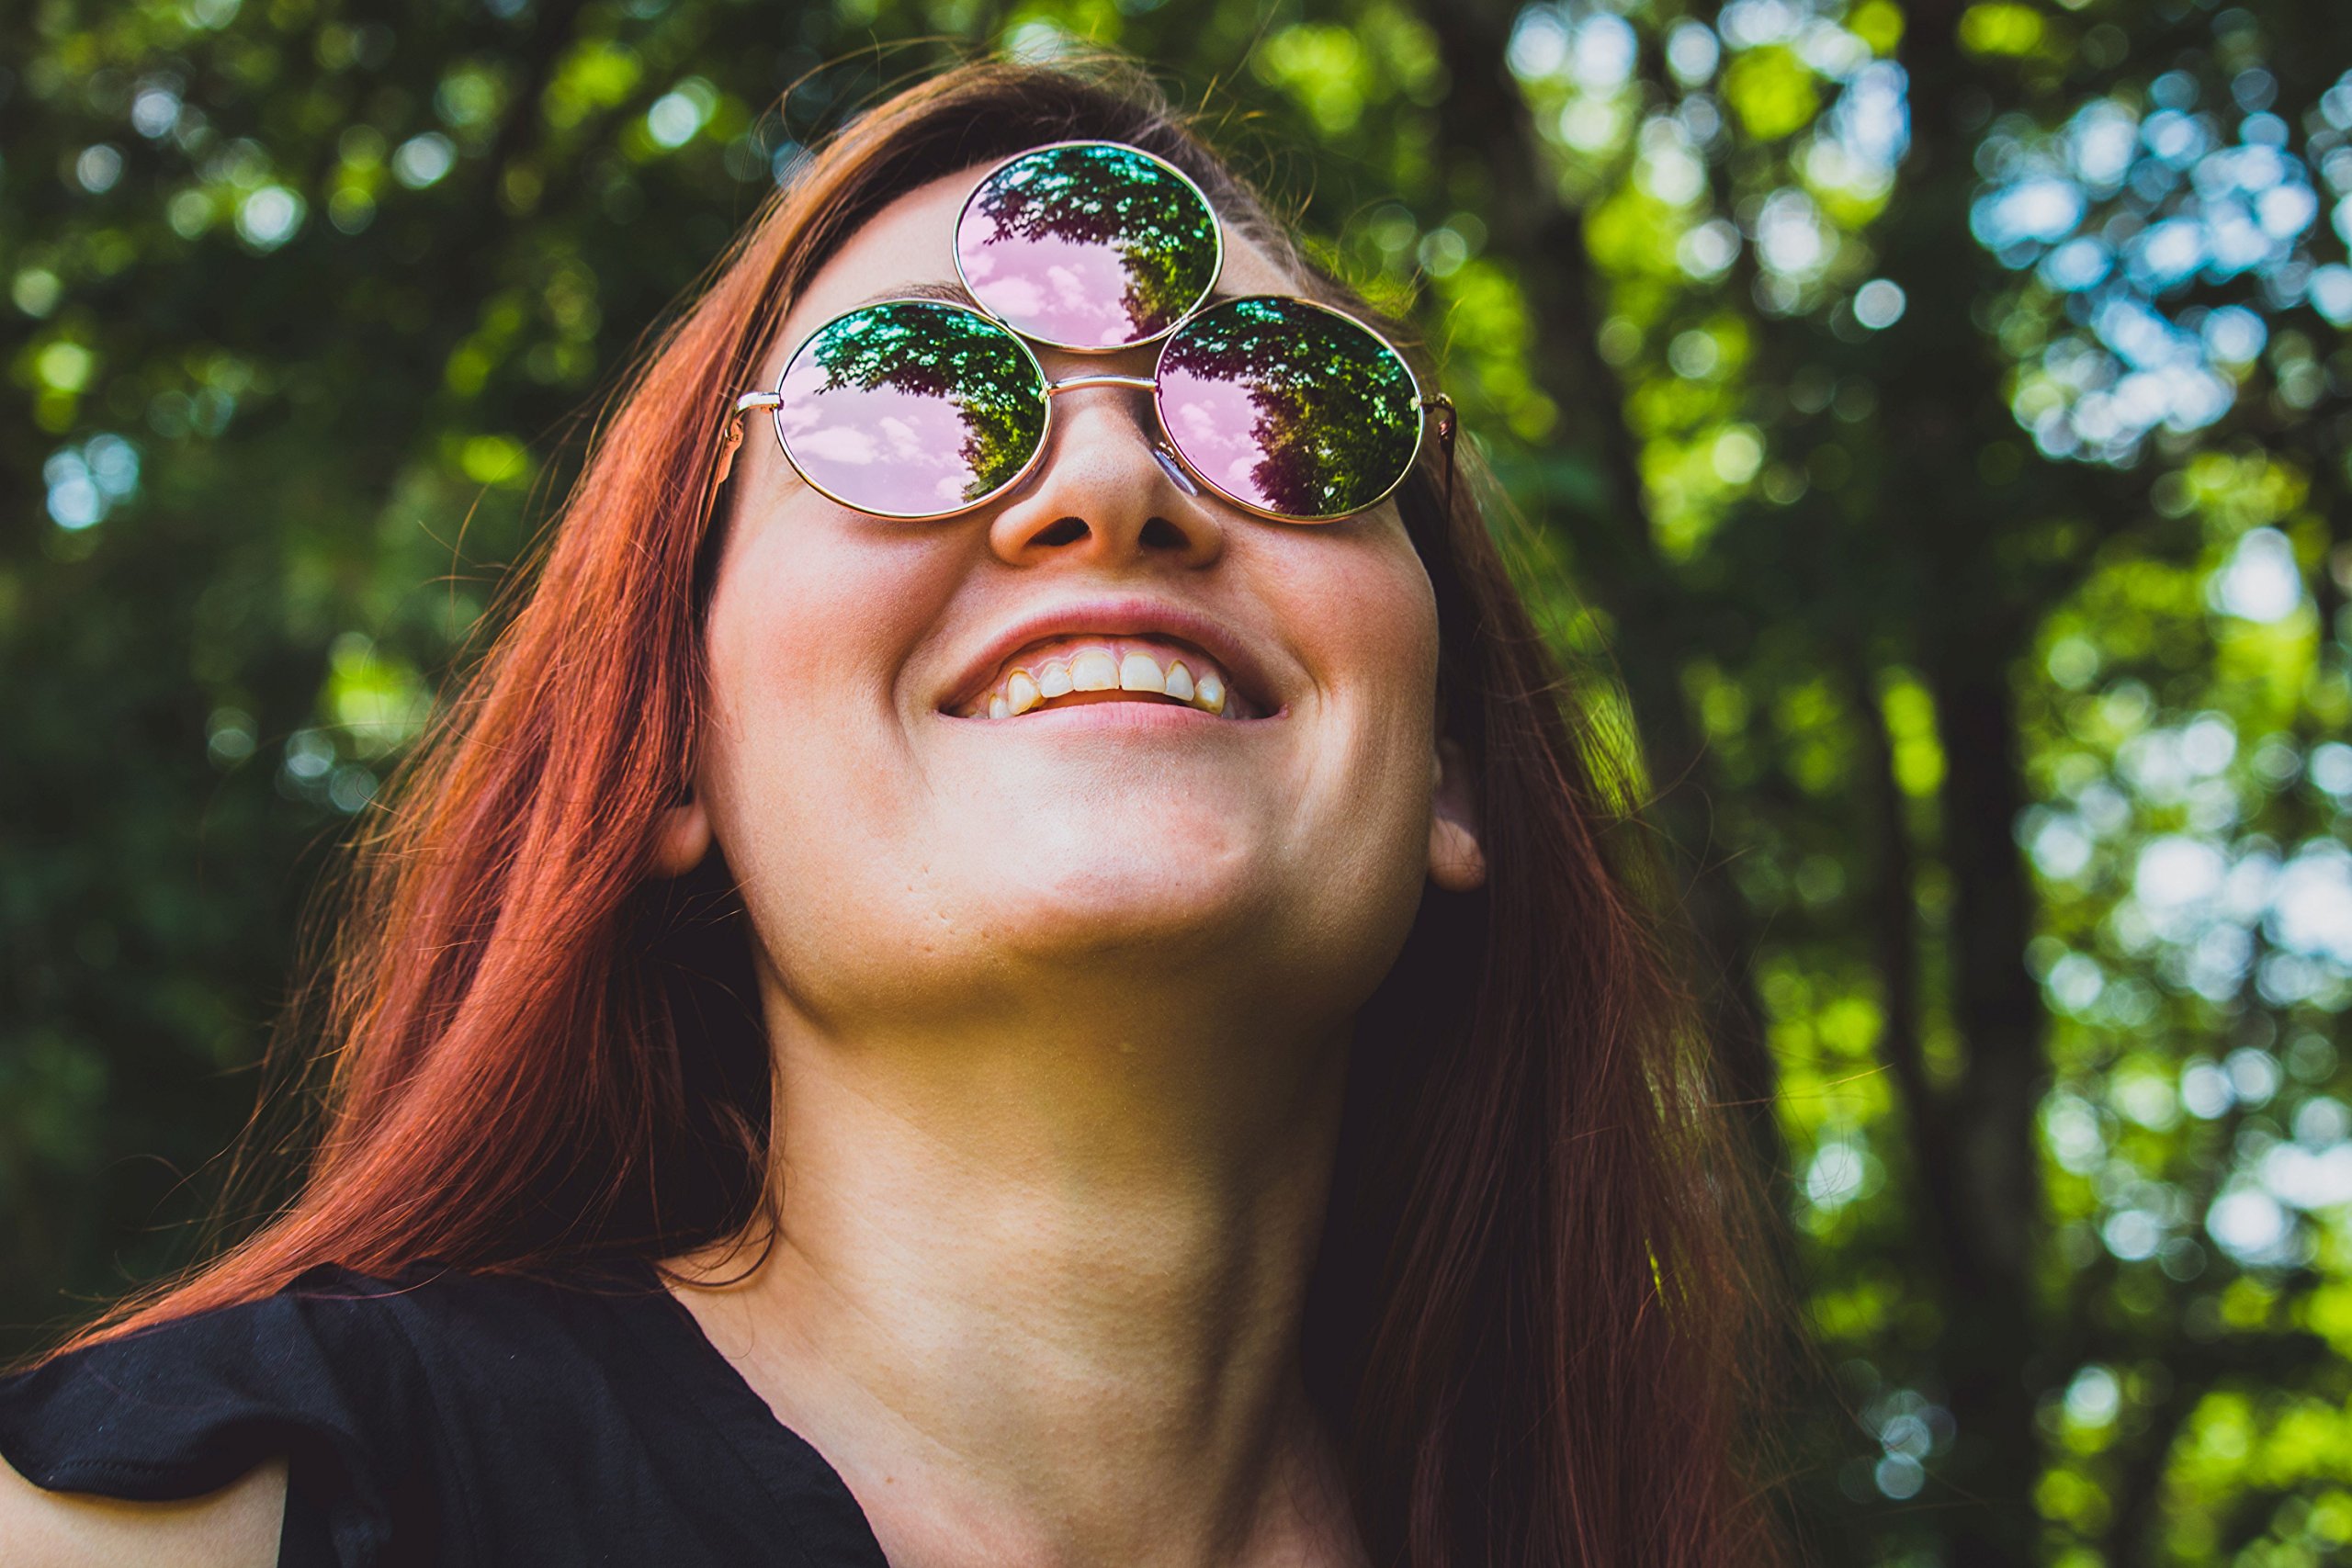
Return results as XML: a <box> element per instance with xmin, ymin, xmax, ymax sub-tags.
<box><xmin>774</xmin><ymin>301</ymin><xmax>1049</xmax><ymax>518</ymax></box>
<box><xmin>1155</xmin><ymin>298</ymin><xmax>1423</xmax><ymax>522</ymax></box>
<box><xmin>956</xmin><ymin>142</ymin><xmax>1222</xmax><ymax>350</ymax></box>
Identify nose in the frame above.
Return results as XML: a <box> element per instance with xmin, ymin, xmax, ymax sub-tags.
<box><xmin>986</xmin><ymin>377</ymin><xmax>1227</xmax><ymax>570</ymax></box>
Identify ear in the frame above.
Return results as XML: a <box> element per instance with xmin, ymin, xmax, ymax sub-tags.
<box><xmin>1428</xmin><ymin>736</ymin><xmax>1486</xmax><ymax>893</ymax></box>
<box><xmin>650</xmin><ymin>788</ymin><xmax>713</xmax><ymax>877</ymax></box>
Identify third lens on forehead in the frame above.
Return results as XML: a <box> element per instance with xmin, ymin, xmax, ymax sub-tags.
<box><xmin>775</xmin><ymin>301</ymin><xmax>1046</xmax><ymax>517</ymax></box>
<box><xmin>956</xmin><ymin>142</ymin><xmax>1220</xmax><ymax>350</ymax></box>
<box><xmin>1158</xmin><ymin>298</ymin><xmax>1421</xmax><ymax>521</ymax></box>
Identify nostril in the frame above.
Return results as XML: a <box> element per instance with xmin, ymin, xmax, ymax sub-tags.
<box><xmin>1138</xmin><ymin>516</ymin><xmax>1188</xmax><ymax>551</ymax></box>
<box><xmin>1034</xmin><ymin>517</ymin><xmax>1089</xmax><ymax>547</ymax></box>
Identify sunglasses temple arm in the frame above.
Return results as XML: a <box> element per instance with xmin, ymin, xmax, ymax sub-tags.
<box><xmin>1422</xmin><ymin>392</ymin><xmax>1460</xmax><ymax>518</ymax></box>
<box><xmin>714</xmin><ymin>391</ymin><xmax>785</xmax><ymax>488</ymax></box>
<box><xmin>1422</xmin><ymin>392</ymin><xmax>1458</xmax><ymax>449</ymax></box>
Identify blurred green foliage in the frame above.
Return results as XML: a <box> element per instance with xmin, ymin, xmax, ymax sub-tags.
<box><xmin>6</xmin><ymin>0</ymin><xmax>2352</xmax><ymax>1561</ymax></box>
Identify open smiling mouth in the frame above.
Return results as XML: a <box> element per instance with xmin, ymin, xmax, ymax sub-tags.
<box><xmin>949</xmin><ymin>636</ymin><xmax>1261</xmax><ymax>721</ymax></box>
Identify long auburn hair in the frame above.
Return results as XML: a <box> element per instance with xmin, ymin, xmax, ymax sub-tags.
<box><xmin>54</xmin><ymin>51</ymin><xmax>1785</xmax><ymax>1568</ymax></box>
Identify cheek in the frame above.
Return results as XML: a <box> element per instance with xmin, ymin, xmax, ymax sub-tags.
<box><xmin>1261</xmin><ymin>521</ymin><xmax>1444</xmax><ymax>908</ymax></box>
<box><xmin>695</xmin><ymin>504</ymin><xmax>956</xmax><ymax>854</ymax></box>
<box><xmin>1279</xmin><ymin>520</ymin><xmax>1442</xmax><ymax>748</ymax></box>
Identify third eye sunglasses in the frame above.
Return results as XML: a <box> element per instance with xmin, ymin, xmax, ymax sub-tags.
<box><xmin>716</xmin><ymin>140</ymin><xmax>1456</xmax><ymax>525</ymax></box>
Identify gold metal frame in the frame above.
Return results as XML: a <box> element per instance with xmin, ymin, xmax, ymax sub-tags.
<box><xmin>715</xmin><ymin>141</ymin><xmax>1456</xmax><ymax>524</ymax></box>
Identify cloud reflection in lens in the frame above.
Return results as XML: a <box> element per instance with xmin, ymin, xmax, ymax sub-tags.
<box><xmin>958</xmin><ymin>142</ymin><xmax>1220</xmax><ymax>349</ymax></box>
<box><xmin>776</xmin><ymin>301</ymin><xmax>1048</xmax><ymax>515</ymax></box>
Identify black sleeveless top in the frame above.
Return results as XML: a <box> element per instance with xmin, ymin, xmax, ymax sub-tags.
<box><xmin>0</xmin><ymin>1264</ymin><xmax>891</xmax><ymax>1567</ymax></box>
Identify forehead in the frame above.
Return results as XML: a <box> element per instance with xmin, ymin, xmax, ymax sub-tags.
<box><xmin>763</xmin><ymin>160</ymin><xmax>1301</xmax><ymax>376</ymax></box>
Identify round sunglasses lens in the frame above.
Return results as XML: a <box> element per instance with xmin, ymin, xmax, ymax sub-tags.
<box><xmin>956</xmin><ymin>142</ymin><xmax>1220</xmax><ymax>349</ymax></box>
<box><xmin>775</xmin><ymin>301</ymin><xmax>1048</xmax><ymax>516</ymax></box>
<box><xmin>1157</xmin><ymin>298</ymin><xmax>1421</xmax><ymax>521</ymax></box>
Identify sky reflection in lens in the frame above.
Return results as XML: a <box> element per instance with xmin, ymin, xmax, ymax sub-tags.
<box><xmin>775</xmin><ymin>301</ymin><xmax>1047</xmax><ymax>515</ymax></box>
<box><xmin>958</xmin><ymin>143</ymin><xmax>1219</xmax><ymax>348</ymax></box>
<box><xmin>1158</xmin><ymin>298</ymin><xmax>1419</xmax><ymax>519</ymax></box>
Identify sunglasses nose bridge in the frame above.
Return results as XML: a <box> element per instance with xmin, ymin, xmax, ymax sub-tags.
<box><xmin>1044</xmin><ymin>372</ymin><xmax>1159</xmax><ymax>397</ymax></box>
<box><xmin>1036</xmin><ymin>370</ymin><xmax>1204</xmax><ymax>498</ymax></box>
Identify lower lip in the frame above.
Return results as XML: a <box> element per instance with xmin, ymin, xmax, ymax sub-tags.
<box><xmin>940</xmin><ymin>699</ymin><xmax>1269</xmax><ymax>731</ymax></box>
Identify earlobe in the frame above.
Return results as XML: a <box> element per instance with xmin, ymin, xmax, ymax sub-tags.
<box><xmin>650</xmin><ymin>792</ymin><xmax>713</xmax><ymax>877</ymax></box>
<box><xmin>1428</xmin><ymin>736</ymin><xmax>1486</xmax><ymax>893</ymax></box>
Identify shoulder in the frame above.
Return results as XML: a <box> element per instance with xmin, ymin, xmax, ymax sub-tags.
<box><xmin>0</xmin><ymin>1451</ymin><xmax>285</xmax><ymax>1568</ymax></box>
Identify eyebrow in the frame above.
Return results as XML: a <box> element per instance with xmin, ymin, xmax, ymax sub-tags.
<box><xmin>842</xmin><ymin>279</ymin><xmax>984</xmax><ymax>311</ymax></box>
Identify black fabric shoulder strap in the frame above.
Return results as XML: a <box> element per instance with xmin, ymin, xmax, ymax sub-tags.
<box><xmin>0</xmin><ymin>1261</ymin><xmax>890</xmax><ymax>1568</ymax></box>
<box><xmin>0</xmin><ymin>1264</ymin><xmax>441</xmax><ymax>1566</ymax></box>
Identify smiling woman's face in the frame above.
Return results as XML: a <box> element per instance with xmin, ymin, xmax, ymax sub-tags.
<box><xmin>686</xmin><ymin>158</ymin><xmax>1479</xmax><ymax>1040</ymax></box>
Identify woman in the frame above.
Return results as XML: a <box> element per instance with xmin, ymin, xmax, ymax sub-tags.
<box><xmin>0</xmin><ymin>51</ymin><xmax>1784</xmax><ymax>1567</ymax></box>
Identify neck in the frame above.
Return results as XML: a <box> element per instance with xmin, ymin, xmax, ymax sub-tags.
<box><xmin>671</xmin><ymin>976</ymin><xmax>1367</xmax><ymax>1568</ymax></box>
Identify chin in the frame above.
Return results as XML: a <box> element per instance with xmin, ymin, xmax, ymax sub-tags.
<box><xmin>971</xmin><ymin>836</ymin><xmax>1271</xmax><ymax>964</ymax></box>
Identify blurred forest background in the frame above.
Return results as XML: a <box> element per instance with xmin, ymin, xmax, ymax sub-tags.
<box><xmin>5</xmin><ymin>0</ymin><xmax>2352</xmax><ymax>1560</ymax></box>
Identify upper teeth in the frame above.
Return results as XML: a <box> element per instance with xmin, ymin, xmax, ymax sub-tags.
<box><xmin>959</xmin><ymin>637</ymin><xmax>1238</xmax><ymax>720</ymax></box>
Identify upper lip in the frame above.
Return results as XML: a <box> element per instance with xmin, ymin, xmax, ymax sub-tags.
<box><xmin>939</xmin><ymin>594</ymin><xmax>1279</xmax><ymax>716</ymax></box>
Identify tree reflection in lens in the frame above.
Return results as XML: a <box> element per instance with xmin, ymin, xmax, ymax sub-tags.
<box><xmin>779</xmin><ymin>301</ymin><xmax>1047</xmax><ymax>513</ymax></box>
<box><xmin>959</xmin><ymin>143</ymin><xmax>1219</xmax><ymax>347</ymax></box>
<box><xmin>1158</xmin><ymin>298</ymin><xmax>1419</xmax><ymax>519</ymax></box>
